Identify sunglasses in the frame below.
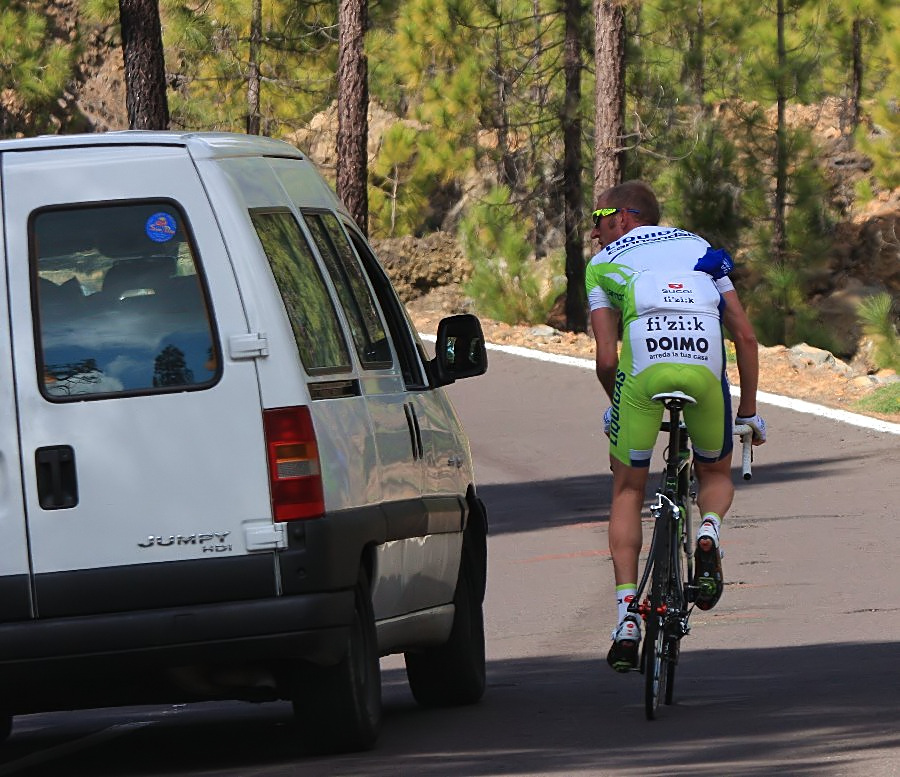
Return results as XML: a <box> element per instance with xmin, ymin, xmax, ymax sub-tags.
<box><xmin>592</xmin><ymin>208</ymin><xmax>640</xmax><ymax>227</ymax></box>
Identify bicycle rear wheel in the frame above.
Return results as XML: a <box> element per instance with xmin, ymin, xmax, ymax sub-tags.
<box><xmin>644</xmin><ymin>518</ymin><xmax>670</xmax><ymax>720</ymax></box>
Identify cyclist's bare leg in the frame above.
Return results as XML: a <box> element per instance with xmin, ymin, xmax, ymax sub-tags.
<box><xmin>694</xmin><ymin>455</ymin><xmax>734</xmax><ymax>549</ymax></box>
<box><xmin>694</xmin><ymin>456</ymin><xmax>734</xmax><ymax>552</ymax></box>
<box><xmin>608</xmin><ymin>457</ymin><xmax>650</xmax><ymax>585</ymax></box>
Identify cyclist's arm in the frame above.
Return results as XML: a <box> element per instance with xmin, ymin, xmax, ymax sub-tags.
<box><xmin>591</xmin><ymin>306</ymin><xmax>620</xmax><ymax>400</ymax></box>
<box><xmin>721</xmin><ymin>289</ymin><xmax>759</xmax><ymax>418</ymax></box>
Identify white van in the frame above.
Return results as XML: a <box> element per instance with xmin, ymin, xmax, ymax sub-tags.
<box><xmin>0</xmin><ymin>131</ymin><xmax>488</xmax><ymax>753</ymax></box>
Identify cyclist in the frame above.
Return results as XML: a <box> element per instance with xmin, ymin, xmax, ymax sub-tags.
<box><xmin>586</xmin><ymin>181</ymin><xmax>766</xmax><ymax>673</ymax></box>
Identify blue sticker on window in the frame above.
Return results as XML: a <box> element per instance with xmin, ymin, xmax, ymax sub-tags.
<box><xmin>146</xmin><ymin>212</ymin><xmax>177</xmax><ymax>243</ymax></box>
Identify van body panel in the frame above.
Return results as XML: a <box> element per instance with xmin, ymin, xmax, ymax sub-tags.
<box><xmin>2</xmin><ymin>146</ymin><xmax>272</xmax><ymax>602</ymax></box>
<box><xmin>0</xmin><ymin>203</ymin><xmax>31</xmax><ymax>616</ymax></box>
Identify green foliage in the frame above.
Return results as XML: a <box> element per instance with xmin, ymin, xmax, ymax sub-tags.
<box><xmin>0</xmin><ymin>2</ymin><xmax>73</xmax><ymax>135</ymax></box>
<box><xmin>161</xmin><ymin>0</ymin><xmax>337</xmax><ymax>133</ymax></box>
<box><xmin>459</xmin><ymin>187</ymin><xmax>563</xmax><ymax>325</ymax></box>
<box><xmin>853</xmin><ymin>382</ymin><xmax>900</xmax><ymax>415</ymax></box>
<box><xmin>369</xmin><ymin>123</ymin><xmax>435</xmax><ymax>238</ymax></box>
<box><xmin>656</xmin><ymin>119</ymin><xmax>746</xmax><ymax>247</ymax></box>
<box><xmin>857</xmin><ymin>292</ymin><xmax>900</xmax><ymax>371</ymax></box>
<box><xmin>740</xmin><ymin>129</ymin><xmax>838</xmax><ymax>350</ymax></box>
<box><xmin>855</xmin><ymin>26</ymin><xmax>899</xmax><ymax>190</ymax></box>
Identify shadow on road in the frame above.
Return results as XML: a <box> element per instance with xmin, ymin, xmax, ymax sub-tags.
<box><xmin>3</xmin><ymin>641</ymin><xmax>898</xmax><ymax>776</ymax></box>
<box><xmin>478</xmin><ymin>453</ymin><xmax>860</xmax><ymax>537</ymax></box>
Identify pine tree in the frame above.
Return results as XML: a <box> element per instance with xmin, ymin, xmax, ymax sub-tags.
<box><xmin>163</xmin><ymin>0</ymin><xmax>338</xmax><ymax>133</ymax></box>
<box><xmin>460</xmin><ymin>186</ymin><xmax>563</xmax><ymax>324</ymax></box>
<box><xmin>819</xmin><ymin>0</ymin><xmax>892</xmax><ymax>136</ymax></box>
<box><xmin>724</xmin><ymin>0</ymin><xmax>839</xmax><ymax>348</ymax></box>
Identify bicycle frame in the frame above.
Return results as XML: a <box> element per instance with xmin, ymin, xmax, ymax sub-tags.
<box><xmin>628</xmin><ymin>392</ymin><xmax>696</xmax><ymax>720</ymax></box>
<box><xmin>625</xmin><ymin>393</ymin><xmax>756</xmax><ymax>719</ymax></box>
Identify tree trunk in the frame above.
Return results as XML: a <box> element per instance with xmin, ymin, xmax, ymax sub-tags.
<box><xmin>118</xmin><ymin>0</ymin><xmax>169</xmax><ymax>130</ymax></box>
<box><xmin>772</xmin><ymin>0</ymin><xmax>788</xmax><ymax>342</ymax></box>
<box><xmin>692</xmin><ymin>0</ymin><xmax>707</xmax><ymax>112</ymax></box>
<box><xmin>593</xmin><ymin>0</ymin><xmax>626</xmax><ymax>201</ymax></box>
<box><xmin>848</xmin><ymin>16</ymin><xmax>863</xmax><ymax>135</ymax></box>
<box><xmin>246</xmin><ymin>0</ymin><xmax>262</xmax><ymax>135</ymax></box>
<box><xmin>562</xmin><ymin>0</ymin><xmax>586</xmax><ymax>332</ymax></box>
<box><xmin>773</xmin><ymin>0</ymin><xmax>787</xmax><ymax>266</ymax></box>
<box><xmin>337</xmin><ymin>0</ymin><xmax>369</xmax><ymax>235</ymax></box>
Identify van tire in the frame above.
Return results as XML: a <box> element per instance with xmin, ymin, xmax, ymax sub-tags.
<box><xmin>291</xmin><ymin>568</ymin><xmax>382</xmax><ymax>753</ymax></box>
<box><xmin>404</xmin><ymin>513</ymin><xmax>487</xmax><ymax>707</ymax></box>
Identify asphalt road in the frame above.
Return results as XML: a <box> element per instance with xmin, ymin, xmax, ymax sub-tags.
<box><xmin>2</xmin><ymin>347</ymin><xmax>898</xmax><ymax>776</ymax></box>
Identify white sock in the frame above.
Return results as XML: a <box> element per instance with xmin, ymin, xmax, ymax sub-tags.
<box><xmin>698</xmin><ymin>512</ymin><xmax>721</xmax><ymax>536</ymax></box>
<box><xmin>616</xmin><ymin>585</ymin><xmax>637</xmax><ymax>624</ymax></box>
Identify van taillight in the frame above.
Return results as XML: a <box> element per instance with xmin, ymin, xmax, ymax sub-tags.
<box><xmin>263</xmin><ymin>407</ymin><xmax>324</xmax><ymax>521</ymax></box>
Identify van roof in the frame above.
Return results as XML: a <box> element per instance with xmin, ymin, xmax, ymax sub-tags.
<box><xmin>0</xmin><ymin>131</ymin><xmax>306</xmax><ymax>161</ymax></box>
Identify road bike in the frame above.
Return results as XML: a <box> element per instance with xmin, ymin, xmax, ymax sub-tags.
<box><xmin>629</xmin><ymin>391</ymin><xmax>754</xmax><ymax>720</ymax></box>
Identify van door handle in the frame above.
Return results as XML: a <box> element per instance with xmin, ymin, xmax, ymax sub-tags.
<box><xmin>35</xmin><ymin>446</ymin><xmax>79</xmax><ymax>510</ymax></box>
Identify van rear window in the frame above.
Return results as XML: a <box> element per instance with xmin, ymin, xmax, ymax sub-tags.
<box><xmin>32</xmin><ymin>203</ymin><xmax>218</xmax><ymax>400</ymax></box>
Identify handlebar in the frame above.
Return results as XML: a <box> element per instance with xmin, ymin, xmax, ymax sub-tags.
<box><xmin>733</xmin><ymin>424</ymin><xmax>753</xmax><ymax>480</ymax></box>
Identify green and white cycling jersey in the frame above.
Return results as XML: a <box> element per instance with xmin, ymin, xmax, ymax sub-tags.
<box><xmin>599</xmin><ymin>267</ymin><xmax>725</xmax><ymax>377</ymax></box>
<box><xmin>586</xmin><ymin>226</ymin><xmax>735</xmax><ymax>466</ymax></box>
<box><xmin>586</xmin><ymin>226</ymin><xmax>733</xmax><ymax>378</ymax></box>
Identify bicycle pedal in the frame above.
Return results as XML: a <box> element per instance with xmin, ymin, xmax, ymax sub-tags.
<box><xmin>697</xmin><ymin>577</ymin><xmax>718</xmax><ymax>597</ymax></box>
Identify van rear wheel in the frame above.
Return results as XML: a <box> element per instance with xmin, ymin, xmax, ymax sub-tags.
<box><xmin>291</xmin><ymin>569</ymin><xmax>382</xmax><ymax>753</ymax></box>
<box><xmin>404</xmin><ymin>516</ymin><xmax>487</xmax><ymax>707</ymax></box>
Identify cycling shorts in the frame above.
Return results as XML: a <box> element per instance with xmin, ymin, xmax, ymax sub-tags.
<box><xmin>607</xmin><ymin>359</ymin><xmax>733</xmax><ymax>468</ymax></box>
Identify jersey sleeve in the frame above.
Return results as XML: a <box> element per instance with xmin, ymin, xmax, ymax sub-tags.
<box><xmin>585</xmin><ymin>258</ymin><xmax>636</xmax><ymax>312</ymax></box>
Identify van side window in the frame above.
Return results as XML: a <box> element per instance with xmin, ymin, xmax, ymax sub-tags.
<box><xmin>33</xmin><ymin>203</ymin><xmax>218</xmax><ymax>400</ymax></box>
<box><xmin>303</xmin><ymin>212</ymin><xmax>392</xmax><ymax>370</ymax></box>
<box><xmin>249</xmin><ymin>210</ymin><xmax>352</xmax><ymax>374</ymax></box>
<box><xmin>344</xmin><ymin>228</ymin><xmax>428</xmax><ymax>390</ymax></box>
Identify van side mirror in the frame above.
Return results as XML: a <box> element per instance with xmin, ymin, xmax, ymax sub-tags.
<box><xmin>429</xmin><ymin>314</ymin><xmax>488</xmax><ymax>387</ymax></box>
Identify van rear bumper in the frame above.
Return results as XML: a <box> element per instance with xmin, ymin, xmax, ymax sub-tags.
<box><xmin>0</xmin><ymin>590</ymin><xmax>354</xmax><ymax>693</ymax></box>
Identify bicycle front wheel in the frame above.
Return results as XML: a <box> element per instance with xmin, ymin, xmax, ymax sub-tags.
<box><xmin>644</xmin><ymin>520</ymin><xmax>671</xmax><ymax>720</ymax></box>
<box><xmin>665</xmin><ymin>510</ymin><xmax>688</xmax><ymax>706</ymax></box>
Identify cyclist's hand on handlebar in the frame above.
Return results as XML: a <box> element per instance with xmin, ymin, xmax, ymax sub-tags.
<box><xmin>735</xmin><ymin>413</ymin><xmax>767</xmax><ymax>445</ymax></box>
<box><xmin>603</xmin><ymin>406</ymin><xmax>612</xmax><ymax>437</ymax></box>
